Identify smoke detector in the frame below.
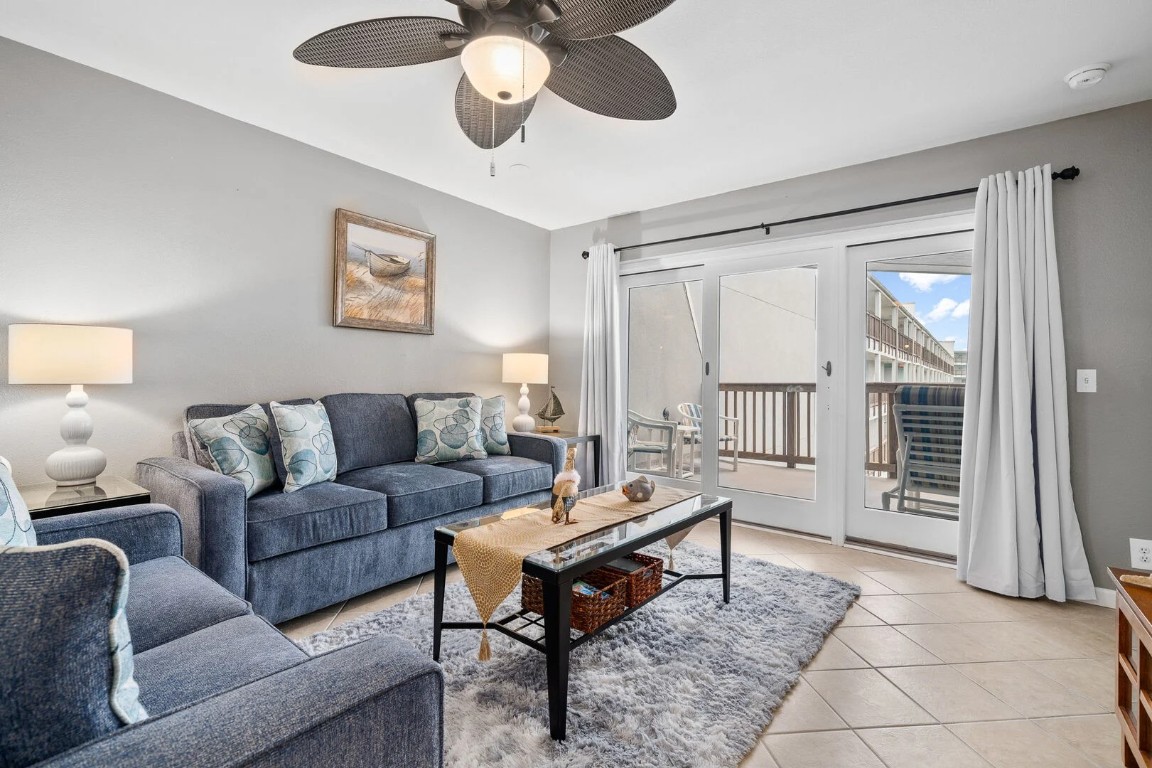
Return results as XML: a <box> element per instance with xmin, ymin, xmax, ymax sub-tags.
<box><xmin>1065</xmin><ymin>63</ymin><xmax>1111</xmax><ymax>90</ymax></box>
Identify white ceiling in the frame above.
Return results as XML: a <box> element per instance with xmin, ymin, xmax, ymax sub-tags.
<box><xmin>3</xmin><ymin>1</ymin><xmax>1151</xmax><ymax>230</ymax></box>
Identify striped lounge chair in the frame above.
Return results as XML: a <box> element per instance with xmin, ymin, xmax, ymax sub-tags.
<box><xmin>881</xmin><ymin>384</ymin><xmax>965</xmax><ymax>515</ymax></box>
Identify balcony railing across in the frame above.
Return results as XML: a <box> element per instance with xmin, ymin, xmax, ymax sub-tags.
<box><xmin>718</xmin><ymin>382</ymin><xmax>960</xmax><ymax>477</ymax></box>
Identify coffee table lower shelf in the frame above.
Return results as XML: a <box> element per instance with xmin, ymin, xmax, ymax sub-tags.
<box><xmin>438</xmin><ymin>567</ymin><xmax>724</xmax><ymax>654</ymax></box>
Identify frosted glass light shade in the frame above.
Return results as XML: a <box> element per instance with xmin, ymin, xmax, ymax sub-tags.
<box><xmin>461</xmin><ymin>35</ymin><xmax>551</xmax><ymax>104</ymax></box>
<box><xmin>8</xmin><ymin>324</ymin><xmax>133</xmax><ymax>384</ymax></box>
<box><xmin>502</xmin><ymin>353</ymin><xmax>548</xmax><ymax>384</ymax></box>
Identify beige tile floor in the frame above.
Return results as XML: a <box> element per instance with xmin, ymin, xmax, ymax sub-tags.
<box><xmin>278</xmin><ymin>519</ymin><xmax>1120</xmax><ymax>768</ymax></box>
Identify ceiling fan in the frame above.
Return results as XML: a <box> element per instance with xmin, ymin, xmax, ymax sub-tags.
<box><xmin>293</xmin><ymin>0</ymin><xmax>680</xmax><ymax>150</ymax></box>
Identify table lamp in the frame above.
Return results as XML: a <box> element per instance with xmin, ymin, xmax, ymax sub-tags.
<box><xmin>8</xmin><ymin>324</ymin><xmax>133</xmax><ymax>486</ymax></box>
<box><xmin>502</xmin><ymin>353</ymin><xmax>548</xmax><ymax>433</ymax></box>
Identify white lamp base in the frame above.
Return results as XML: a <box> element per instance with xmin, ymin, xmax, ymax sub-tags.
<box><xmin>45</xmin><ymin>385</ymin><xmax>107</xmax><ymax>486</ymax></box>
<box><xmin>512</xmin><ymin>382</ymin><xmax>536</xmax><ymax>433</ymax></box>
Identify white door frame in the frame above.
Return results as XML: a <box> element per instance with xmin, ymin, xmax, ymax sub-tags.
<box><xmin>701</xmin><ymin>246</ymin><xmax>842</xmax><ymax>537</ymax></box>
<box><xmin>619</xmin><ymin>266</ymin><xmax>706</xmax><ymax>493</ymax></box>
<box><xmin>618</xmin><ymin>210</ymin><xmax>974</xmax><ymax>545</ymax></box>
<box><xmin>844</xmin><ymin>229</ymin><xmax>974</xmax><ymax>555</ymax></box>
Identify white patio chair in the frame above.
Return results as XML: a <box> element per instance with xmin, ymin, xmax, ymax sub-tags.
<box><xmin>678</xmin><ymin>403</ymin><xmax>740</xmax><ymax>471</ymax></box>
<box><xmin>627</xmin><ymin>410</ymin><xmax>677</xmax><ymax>477</ymax></box>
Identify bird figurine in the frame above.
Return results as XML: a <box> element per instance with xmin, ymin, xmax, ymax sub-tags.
<box><xmin>552</xmin><ymin>446</ymin><xmax>580</xmax><ymax>524</ymax></box>
<box><xmin>621</xmin><ymin>476</ymin><xmax>656</xmax><ymax>502</ymax></box>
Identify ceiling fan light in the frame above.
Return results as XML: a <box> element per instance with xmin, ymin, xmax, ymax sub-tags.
<box><xmin>461</xmin><ymin>34</ymin><xmax>551</xmax><ymax>104</ymax></box>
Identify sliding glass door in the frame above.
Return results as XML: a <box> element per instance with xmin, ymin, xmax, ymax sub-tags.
<box><xmin>701</xmin><ymin>248</ymin><xmax>840</xmax><ymax>536</ymax></box>
<box><xmin>619</xmin><ymin>214</ymin><xmax>972</xmax><ymax>551</ymax></box>
<box><xmin>845</xmin><ymin>231</ymin><xmax>973</xmax><ymax>555</ymax></box>
<box><xmin>621</xmin><ymin>268</ymin><xmax>704</xmax><ymax>490</ymax></box>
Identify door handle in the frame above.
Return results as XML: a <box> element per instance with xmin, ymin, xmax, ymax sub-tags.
<box><xmin>823</xmin><ymin>361</ymin><xmax>832</xmax><ymax>377</ymax></box>
<box><xmin>705</xmin><ymin>362</ymin><xmax>710</xmax><ymax>376</ymax></box>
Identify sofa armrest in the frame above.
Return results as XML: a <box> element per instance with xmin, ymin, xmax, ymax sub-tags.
<box><xmin>40</xmin><ymin>634</ymin><xmax>444</xmax><ymax>768</ymax></box>
<box><xmin>508</xmin><ymin>432</ymin><xmax>566</xmax><ymax>475</ymax></box>
<box><xmin>33</xmin><ymin>504</ymin><xmax>182</xmax><ymax>565</ymax></box>
<box><xmin>135</xmin><ymin>457</ymin><xmax>247</xmax><ymax>598</ymax></box>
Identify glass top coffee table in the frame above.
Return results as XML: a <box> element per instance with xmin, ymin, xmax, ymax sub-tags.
<box><xmin>432</xmin><ymin>485</ymin><xmax>733</xmax><ymax>741</ymax></box>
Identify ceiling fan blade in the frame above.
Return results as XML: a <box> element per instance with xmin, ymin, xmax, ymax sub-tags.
<box><xmin>455</xmin><ymin>74</ymin><xmax>536</xmax><ymax>149</ymax></box>
<box><xmin>543</xmin><ymin>0</ymin><xmax>677</xmax><ymax>40</ymax></box>
<box><xmin>293</xmin><ymin>16</ymin><xmax>470</xmax><ymax>68</ymax></box>
<box><xmin>545</xmin><ymin>36</ymin><xmax>675</xmax><ymax>120</ymax></box>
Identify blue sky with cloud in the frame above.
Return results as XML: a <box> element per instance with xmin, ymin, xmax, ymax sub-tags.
<box><xmin>872</xmin><ymin>272</ymin><xmax>972</xmax><ymax>350</ymax></box>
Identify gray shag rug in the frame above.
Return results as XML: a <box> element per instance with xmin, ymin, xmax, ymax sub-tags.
<box><xmin>300</xmin><ymin>541</ymin><xmax>859</xmax><ymax>768</ymax></box>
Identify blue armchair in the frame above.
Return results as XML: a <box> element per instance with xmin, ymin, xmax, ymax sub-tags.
<box><xmin>6</xmin><ymin>503</ymin><xmax>443</xmax><ymax>768</ymax></box>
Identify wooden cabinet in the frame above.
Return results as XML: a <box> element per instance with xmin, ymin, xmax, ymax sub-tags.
<box><xmin>1112</xmin><ymin>567</ymin><xmax>1152</xmax><ymax>767</ymax></box>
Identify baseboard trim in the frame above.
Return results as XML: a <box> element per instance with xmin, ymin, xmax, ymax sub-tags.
<box><xmin>1091</xmin><ymin>587</ymin><xmax>1117</xmax><ymax>609</ymax></box>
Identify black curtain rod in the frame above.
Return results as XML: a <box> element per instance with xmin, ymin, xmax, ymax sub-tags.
<box><xmin>580</xmin><ymin>166</ymin><xmax>1081</xmax><ymax>259</ymax></box>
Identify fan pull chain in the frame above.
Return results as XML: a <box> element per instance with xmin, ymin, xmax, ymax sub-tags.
<box><xmin>489</xmin><ymin>100</ymin><xmax>496</xmax><ymax>177</ymax></box>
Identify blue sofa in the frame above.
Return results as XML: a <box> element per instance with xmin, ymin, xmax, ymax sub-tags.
<box><xmin>15</xmin><ymin>503</ymin><xmax>442</xmax><ymax>767</ymax></box>
<box><xmin>137</xmin><ymin>392</ymin><xmax>565</xmax><ymax>623</ymax></box>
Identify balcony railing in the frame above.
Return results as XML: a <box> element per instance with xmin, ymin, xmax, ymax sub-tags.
<box><xmin>867</xmin><ymin>313</ymin><xmax>955</xmax><ymax>375</ymax></box>
<box><xmin>719</xmin><ymin>382</ymin><xmax>959</xmax><ymax>477</ymax></box>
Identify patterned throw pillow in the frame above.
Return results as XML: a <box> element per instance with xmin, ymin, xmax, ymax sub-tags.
<box><xmin>271</xmin><ymin>401</ymin><xmax>337</xmax><ymax>493</ymax></box>
<box><xmin>414</xmin><ymin>397</ymin><xmax>488</xmax><ymax>464</ymax></box>
<box><xmin>480</xmin><ymin>396</ymin><xmax>511</xmax><ymax>456</ymax></box>
<box><xmin>0</xmin><ymin>463</ymin><xmax>36</xmax><ymax>547</ymax></box>
<box><xmin>188</xmin><ymin>404</ymin><xmax>276</xmax><ymax>499</ymax></box>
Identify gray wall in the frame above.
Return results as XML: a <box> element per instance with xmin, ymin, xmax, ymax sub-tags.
<box><xmin>0</xmin><ymin>38</ymin><xmax>550</xmax><ymax>485</ymax></box>
<box><xmin>550</xmin><ymin>99</ymin><xmax>1152</xmax><ymax>589</ymax></box>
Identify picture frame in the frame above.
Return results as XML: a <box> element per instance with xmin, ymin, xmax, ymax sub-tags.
<box><xmin>333</xmin><ymin>208</ymin><xmax>436</xmax><ymax>334</ymax></box>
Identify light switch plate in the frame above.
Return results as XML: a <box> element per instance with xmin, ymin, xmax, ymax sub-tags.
<box><xmin>1076</xmin><ymin>369</ymin><xmax>1097</xmax><ymax>393</ymax></box>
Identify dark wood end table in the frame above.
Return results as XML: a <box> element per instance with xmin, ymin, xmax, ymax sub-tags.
<box><xmin>20</xmin><ymin>475</ymin><xmax>151</xmax><ymax>519</ymax></box>
<box><xmin>433</xmin><ymin>487</ymin><xmax>732</xmax><ymax>741</ymax></box>
<box><xmin>543</xmin><ymin>431</ymin><xmax>602</xmax><ymax>488</ymax></box>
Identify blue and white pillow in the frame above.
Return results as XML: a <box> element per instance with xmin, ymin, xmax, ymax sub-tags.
<box><xmin>0</xmin><ymin>463</ymin><xmax>36</xmax><ymax>547</ymax></box>
<box><xmin>480</xmin><ymin>396</ymin><xmax>511</xmax><ymax>456</ymax></box>
<box><xmin>188</xmin><ymin>404</ymin><xmax>276</xmax><ymax>498</ymax></box>
<box><xmin>271</xmin><ymin>402</ymin><xmax>337</xmax><ymax>493</ymax></box>
<box><xmin>414</xmin><ymin>397</ymin><xmax>487</xmax><ymax>464</ymax></box>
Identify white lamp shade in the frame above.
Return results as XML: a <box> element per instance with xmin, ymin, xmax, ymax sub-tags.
<box><xmin>461</xmin><ymin>35</ymin><xmax>551</xmax><ymax>105</ymax></box>
<box><xmin>502</xmin><ymin>353</ymin><xmax>548</xmax><ymax>384</ymax></box>
<box><xmin>8</xmin><ymin>324</ymin><xmax>133</xmax><ymax>385</ymax></box>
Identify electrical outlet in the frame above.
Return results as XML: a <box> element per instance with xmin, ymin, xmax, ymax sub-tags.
<box><xmin>1131</xmin><ymin>538</ymin><xmax>1152</xmax><ymax>569</ymax></box>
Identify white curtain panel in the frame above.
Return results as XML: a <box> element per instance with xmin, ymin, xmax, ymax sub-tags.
<box><xmin>578</xmin><ymin>243</ymin><xmax>626</xmax><ymax>485</ymax></box>
<box><xmin>958</xmin><ymin>164</ymin><xmax>1095</xmax><ymax>602</ymax></box>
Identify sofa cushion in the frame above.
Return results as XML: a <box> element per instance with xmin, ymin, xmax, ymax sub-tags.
<box><xmin>413</xmin><ymin>397</ymin><xmax>487</xmax><ymax>465</ymax></box>
<box><xmin>133</xmin><ymin>615</ymin><xmax>307</xmax><ymax>716</ymax></box>
<box><xmin>246</xmin><ymin>483</ymin><xmax>388</xmax><ymax>562</ymax></box>
<box><xmin>0</xmin><ymin>540</ymin><xmax>146</xmax><ymax>768</ymax></box>
<box><xmin>405</xmin><ymin>392</ymin><xmax>475</xmax><ymax>422</ymax></box>
<box><xmin>270</xmin><ymin>401</ymin><xmax>338</xmax><ymax>493</ymax></box>
<box><xmin>186</xmin><ymin>404</ymin><xmax>276</xmax><ymax>499</ymax></box>
<box><xmin>126</xmin><ymin>556</ymin><xmax>251</xmax><ymax>653</ymax></box>
<box><xmin>185</xmin><ymin>399</ymin><xmax>314</xmax><ymax>484</ymax></box>
<box><xmin>479</xmin><ymin>395</ymin><xmax>511</xmax><ymax>456</ymax></box>
<box><xmin>322</xmin><ymin>393</ymin><xmax>417</xmax><ymax>471</ymax></box>
<box><xmin>337</xmin><ymin>463</ymin><xmax>483</xmax><ymax>527</ymax></box>
<box><xmin>444</xmin><ymin>456</ymin><xmax>552</xmax><ymax>503</ymax></box>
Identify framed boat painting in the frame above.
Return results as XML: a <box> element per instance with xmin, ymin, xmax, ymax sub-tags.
<box><xmin>333</xmin><ymin>209</ymin><xmax>436</xmax><ymax>334</ymax></box>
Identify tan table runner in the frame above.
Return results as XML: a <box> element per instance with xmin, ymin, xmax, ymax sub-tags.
<box><xmin>453</xmin><ymin>486</ymin><xmax>699</xmax><ymax>660</ymax></box>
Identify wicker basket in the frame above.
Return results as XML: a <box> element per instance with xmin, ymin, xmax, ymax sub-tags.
<box><xmin>522</xmin><ymin>568</ymin><xmax>627</xmax><ymax>634</ymax></box>
<box><xmin>604</xmin><ymin>553</ymin><xmax>665</xmax><ymax>607</ymax></box>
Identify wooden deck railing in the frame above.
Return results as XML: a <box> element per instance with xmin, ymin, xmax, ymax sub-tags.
<box><xmin>718</xmin><ymin>382</ymin><xmax>914</xmax><ymax>477</ymax></box>
<box><xmin>866</xmin><ymin>312</ymin><xmax>955</xmax><ymax>375</ymax></box>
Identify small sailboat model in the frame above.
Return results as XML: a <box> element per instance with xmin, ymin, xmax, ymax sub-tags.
<box><xmin>535</xmin><ymin>387</ymin><xmax>565</xmax><ymax>433</ymax></box>
<box><xmin>354</xmin><ymin>244</ymin><xmax>411</xmax><ymax>277</ymax></box>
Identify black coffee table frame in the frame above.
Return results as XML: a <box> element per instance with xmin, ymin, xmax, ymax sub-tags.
<box><xmin>432</xmin><ymin>498</ymin><xmax>732</xmax><ymax>741</ymax></box>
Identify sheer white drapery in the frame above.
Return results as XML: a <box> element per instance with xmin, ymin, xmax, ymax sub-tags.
<box><xmin>578</xmin><ymin>244</ymin><xmax>626</xmax><ymax>485</ymax></box>
<box><xmin>957</xmin><ymin>164</ymin><xmax>1095</xmax><ymax>602</ymax></box>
